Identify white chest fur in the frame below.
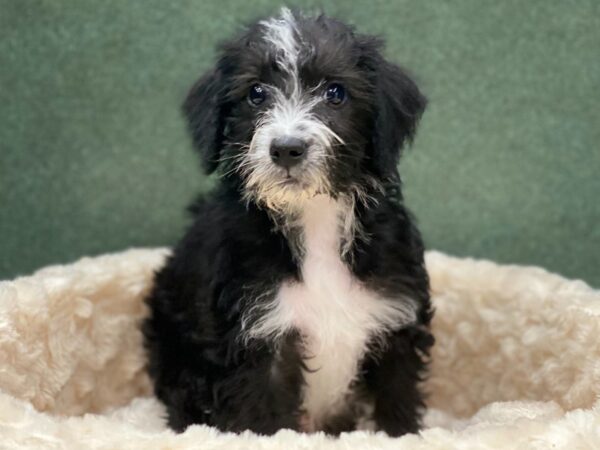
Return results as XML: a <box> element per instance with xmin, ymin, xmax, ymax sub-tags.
<box><xmin>245</xmin><ymin>195</ymin><xmax>417</xmax><ymax>429</ymax></box>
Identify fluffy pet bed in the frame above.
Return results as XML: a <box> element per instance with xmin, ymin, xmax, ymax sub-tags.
<box><xmin>1</xmin><ymin>249</ymin><xmax>599</xmax><ymax>449</ymax></box>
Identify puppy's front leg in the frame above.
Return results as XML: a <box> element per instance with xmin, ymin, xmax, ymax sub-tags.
<box><xmin>209</xmin><ymin>334</ymin><xmax>305</xmax><ymax>434</ymax></box>
<box><xmin>362</xmin><ymin>326</ymin><xmax>433</xmax><ymax>437</ymax></box>
<box><xmin>158</xmin><ymin>338</ymin><xmax>304</xmax><ymax>434</ymax></box>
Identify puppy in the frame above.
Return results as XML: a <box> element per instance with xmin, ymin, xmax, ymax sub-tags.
<box><xmin>143</xmin><ymin>8</ymin><xmax>434</xmax><ymax>437</ymax></box>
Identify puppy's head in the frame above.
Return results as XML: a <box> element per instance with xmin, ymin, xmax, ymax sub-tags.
<box><xmin>184</xmin><ymin>8</ymin><xmax>426</xmax><ymax>212</ymax></box>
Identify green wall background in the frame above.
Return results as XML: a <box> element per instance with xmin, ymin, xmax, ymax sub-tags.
<box><xmin>1</xmin><ymin>0</ymin><xmax>598</xmax><ymax>286</ymax></box>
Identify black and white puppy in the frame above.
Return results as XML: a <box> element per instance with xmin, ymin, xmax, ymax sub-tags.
<box><xmin>143</xmin><ymin>8</ymin><xmax>434</xmax><ymax>437</ymax></box>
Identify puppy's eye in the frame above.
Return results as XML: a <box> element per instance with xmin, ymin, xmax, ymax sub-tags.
<box><xmin>248</xmin><ymin>84</ymin><xmax>267</xmax><ymax>106</ymax></box>
<box><xmin>324</xmin><ymin>83</ymin><xmax>346</xmax><ymax>106</ymax></box>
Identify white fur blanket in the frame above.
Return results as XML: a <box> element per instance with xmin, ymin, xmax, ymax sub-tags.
<box><xmin>1</xmin><ymin>249</ymin><xmax>599</xmax><ymax>449</ymax></box>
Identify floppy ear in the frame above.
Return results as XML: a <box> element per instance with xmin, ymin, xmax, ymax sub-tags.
<box><xmin>183</xmin><ymin>69</ymin><xmax>227</xmax><ymax>174</ymax></box>
<box><xmin>372</xmin><ymin>59</ymin><xmax>427</xmax><ymax>177</ymax></box>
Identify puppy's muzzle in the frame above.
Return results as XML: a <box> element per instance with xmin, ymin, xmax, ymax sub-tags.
<box><xmin>269</xmin><ymin>136</ymin><xmax>308</xmax><ymax>170</ymax></box>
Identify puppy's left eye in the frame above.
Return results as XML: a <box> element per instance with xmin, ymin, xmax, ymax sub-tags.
<box><xmin>324</xmin><ymin>83</ymin><xmax>346</xmax><ymax>106</ymax></box>
<box><xmin>248</xmin><ymin>84</ymin><xmax>267</xmax><ymax>106</ymax></box>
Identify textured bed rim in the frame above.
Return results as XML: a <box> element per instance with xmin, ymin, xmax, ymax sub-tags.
<box><xmin>0</xmin><ymin>248</ymin><xmax>599</xmax><ymax>449</ymax></box>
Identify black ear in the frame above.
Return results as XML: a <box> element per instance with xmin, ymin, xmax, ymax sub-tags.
<box><xmin>372</xmin><ymin>59</ymin><xmax>427</xmax><ymax>177</ymax></box>
<box><xmin>183</xmin><ymin>69</ymin><xmax>227</xmax><ymax>174</ymax></box>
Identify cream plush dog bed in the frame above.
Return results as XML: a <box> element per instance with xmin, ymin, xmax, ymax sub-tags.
<box><xmin>1</xmin><ymin>249</ymin><xmax>599</xmax><ymax>449</ymax></box>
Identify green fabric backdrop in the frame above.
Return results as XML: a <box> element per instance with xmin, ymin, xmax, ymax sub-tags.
<box><xmin>1</xmin><ymin>0</ymin><xmax>599</xmax><ymax>286</ymax></box>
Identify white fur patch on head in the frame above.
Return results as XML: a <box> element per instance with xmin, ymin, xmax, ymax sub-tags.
<box><xmin>260</xmin><ymin>7</ymin><xmax>301</xmax><ymax>80</ymax></box>
<box><xmin>242</xmin><ymin>195</ymin><xmax>417</xmax><ymax>429</ymax></box>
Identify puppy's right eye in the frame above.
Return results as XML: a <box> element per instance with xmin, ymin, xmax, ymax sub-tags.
<box><xmin>248</xmin><ymin>84</ymin><xmax>267</xmax><ymax>106</ymax></box>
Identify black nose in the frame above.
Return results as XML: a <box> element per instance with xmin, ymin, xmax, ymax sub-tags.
<box><xmin>269</xmin><ymin>136</ymin><xmax>307</xmax><ymax>169</ymax></box>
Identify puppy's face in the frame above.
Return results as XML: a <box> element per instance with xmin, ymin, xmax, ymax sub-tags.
<box><xmin>185</xmin><ymin>9</ymin><xmax>426</xmax><ymax>212</ymax></box>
